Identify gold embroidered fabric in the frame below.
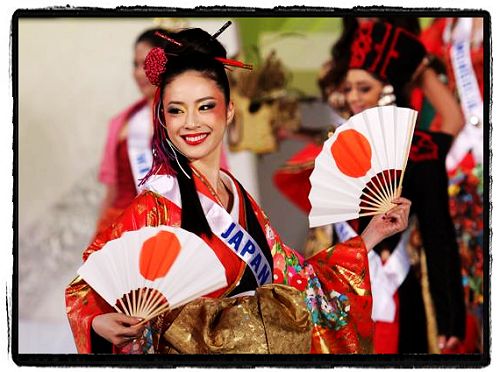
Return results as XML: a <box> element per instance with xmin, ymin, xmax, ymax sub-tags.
<box><xmin>162</xmin><ymin>284</ymin><xmax>312</xmax><ymax>354</ymax></box>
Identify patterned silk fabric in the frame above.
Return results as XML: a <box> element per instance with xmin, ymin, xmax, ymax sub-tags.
<box><xmin>65</xmin><ymin>170</ymin><xmax>373</xmax><ymax>354</ymax></box>
<box><xmin>162</xmin><ymin>284</ymin><xmax>312</xmax><ymax>354</ymax></box>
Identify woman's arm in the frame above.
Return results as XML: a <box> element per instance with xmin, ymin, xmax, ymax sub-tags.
<box><xmin>419</xmin><ymin>68</ymin><xmax>464</xmax><ymax>137</ymax></box>
<box><xmin>65</xmin><ymin>276</ymin><xmax>144</xmax><ymax>353</ymax></box>
<box><xmin>66</xmin><ymin>191</ymin><xmax>178</xmax><ymax>353</ymax></box>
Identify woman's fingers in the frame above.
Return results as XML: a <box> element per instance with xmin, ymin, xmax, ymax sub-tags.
<box><xmin>391</xmin><ymin>197</ymin><xmax>412</xmax><ymax>212</ymax></box>
<box><xmin>111</xmin><ymin>314</ymin><xmax>145</xmax><ymax>345</ymax></box>
<box><xmin>118</xmin><ymin>325</ymin><xmax>144</xmax><ymax>338</ymax></box>
<box><xmin>384</xmin><ymin>204</ymin><xmax>409</xmax><ymax>233</ymax></box>
<box><xmin>116</xmin><ymin>316</ymin><xmax>145</xmax><ymax>338</ymax></box>
<box><xmin>361</xmin><ymin>197</ymin><xmax>412</xmax><ymax>251</ymax></box>
<box><xmin>116</xmin><ymin>336</ymin><xmax>139</xmax><ymax>348</ymax></box>
<box><xmin>114</xmin><ymin>313</ymin><xmax>143</xmax><ymax>326</ymax></box>
<box><xmin>385</xmin><ymin>206</ymin><xmax>405</xmax><ymax>221</ymax></box>
<box><xmin>115</xmin><ymin>320</ymin><xmax>145</xmax><ymax>348</ymax></box>
<box><xmin>92</xmin><ymin>313</ymin><xmax>146</xmax><ymax>348</ymax></box>
<box><xmin>387</xmin><ymin>199</ymin><xmax>411</xmax><ymax>218</ymax></box>
<box><xmin>392</xmin><ymin>197</ymin><xmax>412</xmax><ymax>208</ymax></box>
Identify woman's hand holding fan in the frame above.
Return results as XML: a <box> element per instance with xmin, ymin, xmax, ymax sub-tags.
<box><xmin>360</xmin><ymin>196</ymin><xmax>412</xmax><ymax>251</ymax></box>
<box><xmin>308</xmin><ymin>106</ymin><xmax>417</xmax><ymax>227</ymax></box>
<box><xmin>78</xmin><ymin>226</ymin><xmax>228</xmax><ymax>346</ymax></box>
<box><xmin>91</xmin><ymin>312</ymin><xmax>145</xmax><ymax>348</ymax></box>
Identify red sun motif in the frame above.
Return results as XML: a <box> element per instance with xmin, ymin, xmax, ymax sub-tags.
<box><xmin>139</xmin><ymin>231</ymin><xmax>181</xmax><ymax>281</ymax></box>
<box><xmin>330</xmin><ymin>129</ymin><xmax>372</xmax><ymax>178</ymax></box>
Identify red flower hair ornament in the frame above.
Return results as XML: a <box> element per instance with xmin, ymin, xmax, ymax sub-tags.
<box><xmin>143</xmin><ymin>24</ymin><xmax>253</xmax><ymax>87</ymax></box>
<box><xmin>144</xmin><ymin>47</ymin><xmax>168</xmax><ymax>86</ymax></box>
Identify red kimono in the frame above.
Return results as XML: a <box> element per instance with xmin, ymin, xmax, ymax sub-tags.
<box><xmin>66</xmin><ymin>168</ymin><xmax>373</xmax><ymax>354</ymax></box>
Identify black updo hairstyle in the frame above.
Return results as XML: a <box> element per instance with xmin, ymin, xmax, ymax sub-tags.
<box><xmin>160</xmin><ymin>28</ymin><xmax>230</xmax><ymax>103</ymax></box>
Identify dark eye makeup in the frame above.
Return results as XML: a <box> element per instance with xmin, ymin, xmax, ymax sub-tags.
<box><xmin>199</xmin><ymin>102</ymin><xmax>216</xmax><ymax>111</ymax></box>
<box><xmin>166</xmin><ymin>107</ymin><xmax>183</xmax><ymax>115</ymax></box>
<box><xmin>358</xmin><ymin>85</ymin><xmax>373</xmax><ymax>94</ymax></box>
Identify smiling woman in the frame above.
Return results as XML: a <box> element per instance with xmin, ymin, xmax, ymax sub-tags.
<box><xmin>65</xmin><ymin>25</ymin><xmax>412</xmax><ymax>355</ymax></box>
<box><xmin>162</xmin><ymin>71</ymin><xmax>234</xmax><ymax>167</ymax></box>
<box><xmin>342</xmin><ymin>70</ymin><xmax>385</xmax><ymax>115</ymax></box>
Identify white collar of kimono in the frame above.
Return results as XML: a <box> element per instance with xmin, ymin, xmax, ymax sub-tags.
<box><xmin>144</xmin><ymin>173</ymin><xmax>272</xmax><ymax>286</ymax></box>
<box><xmin>127</xmin><ymin>105</ymin><xmax>153</xmax><ymax>193</ymax></box>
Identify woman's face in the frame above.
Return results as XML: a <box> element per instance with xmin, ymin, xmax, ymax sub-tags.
<box><xmin>343</xmin><ymin>69</ymin><xmax>384</xmax><ymax>115</ymax></box>
<box><xmin>133</xmin><ymin>41</ymin><xmax>157</xmax><ymax>100</ymax></box>
<box><xmin>162</xmin><ymin>71</ymin><xmax>234</xmax><ymax>164</ymax></box>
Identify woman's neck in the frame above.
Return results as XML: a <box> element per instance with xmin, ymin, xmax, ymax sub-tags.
<box><xmin>190</xmin><ymin>152</ymin><xmax>222</xmax><ymax>191</ymax></box>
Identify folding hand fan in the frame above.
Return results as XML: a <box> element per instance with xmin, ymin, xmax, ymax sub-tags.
<box><xmin>308</xmin><ymin>106</ymin><xmax>417</xmax><ymax>227</ymax></box>
<box><xmin>77</xmin><ymin>226</ymin><xmax>227</xmax><ymax>323</ymax></box>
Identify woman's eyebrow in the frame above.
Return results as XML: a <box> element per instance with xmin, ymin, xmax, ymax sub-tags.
<box><xmin>166</xmin><ymin>96</ymin><xmax>216</xmax><ymax>105</ymax></box>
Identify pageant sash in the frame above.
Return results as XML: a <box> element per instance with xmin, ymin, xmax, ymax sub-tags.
<box><xmin>127</xmin><ymin>106</ymin><xmax>153</xmax><ymax>192</ymax></box>
<box><xmin>145</xmin><ymin>175</ymin><xmax>273</xmax><ymax>286</ymax></box>
<box><xmin>334</xmin><ymin>221</ymin><xmax>358</xmax><ymax>243</ymax></box>
<box><xmin>446</xmin><ymin>40</ymin><xmax>484</xmax><ymax>170</ymax></box>
<box><xmin>450</xmin><ymin>41</ymin><xmax>483</xmax><ymax>127</ymax></box>
<box><xmin>334</xmin><ymin>221</ymin><xmax>410</xmax><ymax>322</ymax></box>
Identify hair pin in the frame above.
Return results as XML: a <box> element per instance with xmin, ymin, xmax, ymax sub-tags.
<box><xmin>211</xmin><ymin>21</ymin><xmax>232</xmax><ymax>40</ymax></box>
<box><xmin>154</xmin><ymin>31</ymin><xmax>183</xmax><ymax>47</ymax></box>
<box><xmin>215</xmin><ymin>57</ymin><xmax>253</xmax><ymax>70</ymax></box>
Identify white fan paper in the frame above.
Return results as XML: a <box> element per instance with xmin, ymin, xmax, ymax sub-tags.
<box><xmin>308</xmin><ymin>106</ymin><xmax>417</xmax><ymax>227</ymax></box>
<box><xmin>77</xmin><ymin>226</ymin><xmax>227</xmax><ymax>322</ymax></box>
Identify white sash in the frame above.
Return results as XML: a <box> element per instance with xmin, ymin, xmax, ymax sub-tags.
<box><xmin>127</xmin><ymin>105</ymin><xmax>153</xmax><ymax>192</ymax></box>
<box><xmin>334</xmin><ymin>221</ymin><xmax>411</xmax><ymax>322</ymax></box>
<box><xmin>451</xmin><ymin>41</ymin><xmax>483</xmax><ymax>128</ymax></box>
<box><xmin>446</xmin><ymin>19</ymin><xmax>484</xmax><ymax>170</ymax></box>
<box><xmin>334</xmin><ymin>221</ymin><xmax>358</xmax><ymax>243</ymax></box>
<box><xmin>145</xmin><ymin>174</ymin><xmax>273</xmax><ymax>286</ymax></box>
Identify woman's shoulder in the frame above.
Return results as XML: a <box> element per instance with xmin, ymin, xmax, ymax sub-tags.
<box><xmin>84</xmin><ymin>187</ymin><xmax>181</xmax><ymax>261</ymax></box>
<box><xmin>134</xmin><ymin>186</ymin><xmax>181</xmax><ymax>213</ymax></box>
<box><xmin>140</xmin><ymin>173</ymin><xmax>181</xmax><ymax>205</ymax></box>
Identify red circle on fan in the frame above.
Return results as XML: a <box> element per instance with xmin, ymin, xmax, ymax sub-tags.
<box><xmin>140</xmin><ymin>231</ymin><xmax>181</xmax><ymax>281</ymax></box>
<box><xmin>330</xmin><ymin>129</ymin><xmax>372</xmax><ymax>178</ymax></box>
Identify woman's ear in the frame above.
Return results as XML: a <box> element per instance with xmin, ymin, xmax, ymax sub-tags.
<box><xmin>226</xmin><ymin>100</ymin><xmax>235</xmax><ymax>126</ymax></box>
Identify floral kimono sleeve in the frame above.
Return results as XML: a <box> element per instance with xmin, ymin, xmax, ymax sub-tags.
<box><xmin>65</xmin><ymin>191</ymin><xmax>179</xmax><ymax>353</ymax></box>
<box><xmin>272</xmin><ymin>235</ymin><xmax>373</xmax><ymax>354</ymax></box>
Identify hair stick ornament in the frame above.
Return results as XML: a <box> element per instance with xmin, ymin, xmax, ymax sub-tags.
<box><xmin>211</xmin><ymin>21</ymin><xmax>253</xmax><ymax>70</ymax></box>
<box><xmin>215</xmin><ymin>57</ymin><xmax>253</xmax><ymax>70</ymax></box>
<box><xmin>211</xmin><ymin>21</ymin><xmax>232</xmax><ymax>40</ymax></box>
<box><xmin>154</xmin><ymin>31</ymin><xmax>183</xmax><ymax>47</ymax></box>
